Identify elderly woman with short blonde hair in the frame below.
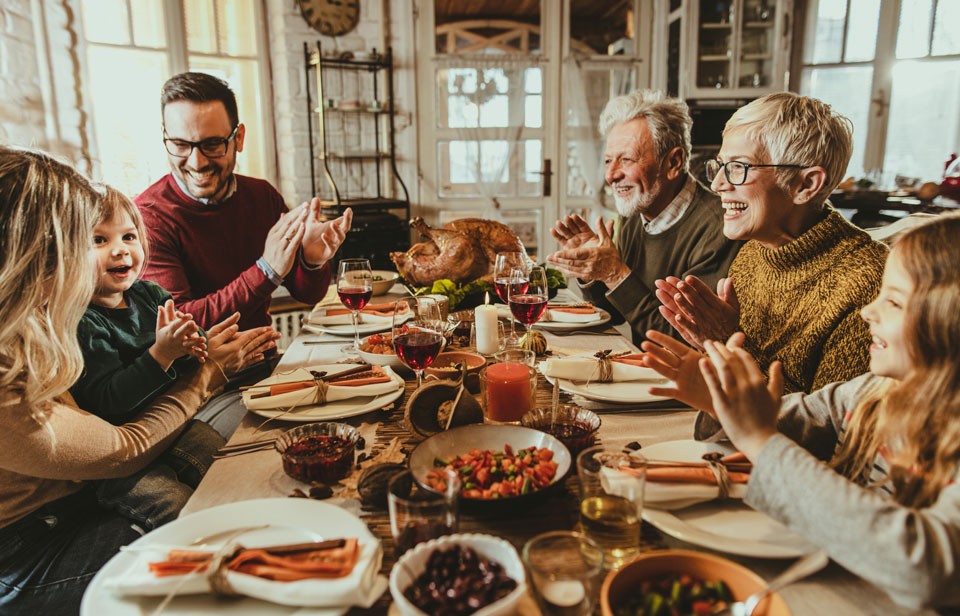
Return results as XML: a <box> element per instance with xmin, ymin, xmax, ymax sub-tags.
<box><xmin>652</xmin><ymin>92</ymin><xmax>886</xmax><ymax>394</ymax></box>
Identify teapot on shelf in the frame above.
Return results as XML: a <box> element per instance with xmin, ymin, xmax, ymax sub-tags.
<box><xmin>941</xmin><ymin>154</ymin><xmax>960</xmax><ymax>202</ymax></box>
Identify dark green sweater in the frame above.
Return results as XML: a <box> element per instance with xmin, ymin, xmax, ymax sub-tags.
<box><xmin>581</xmin><ymin>179</ymin><xmax>742</xmax><ymax>345</ymax></box>
<box><xmin>71</xmin><ymin>280</ymin><xmax>200</xmax><ymax>423</ymax></box>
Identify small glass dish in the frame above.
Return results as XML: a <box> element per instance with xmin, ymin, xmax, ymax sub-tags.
<box><xmin>275</xmin><ymin>422</ymin><xmax>360</xmax><ymax>484</ymax></box>
<box><xmin>520</xmin><ymin>406</ymin><xmax>601</xmax><ymax>455</ymax></box>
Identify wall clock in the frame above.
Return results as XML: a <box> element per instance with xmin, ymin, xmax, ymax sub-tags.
<box><xmin>298</xmin><ymin>0</ymin><xmax>361</xmax><ymax>37</ymax></box>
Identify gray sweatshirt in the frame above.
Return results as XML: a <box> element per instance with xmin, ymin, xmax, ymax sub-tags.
<box><xmin>695</xmin><ymin>372</ymin><xmax>960</xmax><ymax>611</ymax></box>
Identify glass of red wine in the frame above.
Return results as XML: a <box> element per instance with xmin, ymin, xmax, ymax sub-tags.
<box><xmin>388</xmin><ymin>469</ymin><xmax>460</xmax><ymax>558</ymax></box>
<box><xmin>509</xmin><ymin>265</ymin><xmax>549</xmax><ymax>333</ymax></box>
<box><xmin>336</xmin><ymin>258</ymin><xmax>373</xmax><ymax>359</ymax></box>
<box><xmin>494</xmin><ymin>251</ymin><xmax>530</xmax><ymax>347</ymax></box>
<box><xmin>393</xmin><ymin>296</ymin><xmax>444</xmax><ymax>387</ymax></box>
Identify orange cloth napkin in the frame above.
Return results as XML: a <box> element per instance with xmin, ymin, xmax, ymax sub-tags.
<box><xmin>266</xmin><ymin>367</ymin><xmax>392</xmax><ymax>397</ymax></box>
<box><xmin>149</xmin><ymin>539</ymin><xmax>360</xmax><ymax>581</ymax></box>
<box><xmin>325</xmin><ymin>302</ymin><xmax>408</xmax><ymax>318</ymax></box>
<box><xmin>547</xmin><ymin>306</ymin><xmax>597</xmax><ymax>315</ymax></box>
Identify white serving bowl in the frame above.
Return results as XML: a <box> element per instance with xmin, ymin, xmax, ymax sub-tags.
<box><xmin>370</xmin><ymin>270</ymin><xmax>400</xmax><ymax>295</ymax></box>
<box><xmin>389</xmin><ymin>533</ymin><xmax>527</xmax><ymax>616</ymax></box>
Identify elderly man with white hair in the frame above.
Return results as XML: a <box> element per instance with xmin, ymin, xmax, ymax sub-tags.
<box><xmin>547</xmin><ymin>89</ymin><xmax>741</xmax><ymax>345</ymax></box>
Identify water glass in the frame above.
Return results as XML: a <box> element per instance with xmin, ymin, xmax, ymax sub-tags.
<box><xmin>469</xmin><ymin>320</ymin><xmax>505</xmax><ymax>353</ymax></box>
<box><xmin>576</xmin><ymin>445</ymin><xmax>646</xmax><ymax>570</ymax></box>
<box><xmin>387</xmin><ymin>469</ymin><xmax>460</xmax><ymax>558</ymax></box>
<box><xmin>493</xmin><ymin>348</ymin><xmax>536</xmax><ymax>367</ymax></box>
<box><xmin>523</xmin><ymin>531</ymin><xmax>604</xmax><ymax>616</ymax></box>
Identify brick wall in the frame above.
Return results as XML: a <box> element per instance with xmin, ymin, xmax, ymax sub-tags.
<box><xmin>0</xmin><ymin>0</ymin><xmax>48</xmax><ymax>149</ymax></box>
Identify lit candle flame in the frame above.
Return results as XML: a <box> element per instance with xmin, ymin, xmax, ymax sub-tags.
<box><xmin>484</xmin><ymin>291</ymin><xmax>490</xmax><ymax>305</ymax></box>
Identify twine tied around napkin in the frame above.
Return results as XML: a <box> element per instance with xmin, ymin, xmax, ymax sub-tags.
<box><xmin>592</xmin><ymin>350</ymin><xmax>633</xmax><ymax>383</ymax></box>
<box><xmin>620</xmin><ymin>451</ymin><xmax>751</xmax><ymax>501</ymax></box>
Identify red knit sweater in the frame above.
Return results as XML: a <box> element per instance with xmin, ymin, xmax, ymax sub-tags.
<box><xmin>135</xmin><ymin>174</ymin><xmax>330</xmax><ymax>330</ymax></box>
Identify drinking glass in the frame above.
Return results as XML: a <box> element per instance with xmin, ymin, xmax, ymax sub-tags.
<box><xmin>576</xmin><ymin>445</ymin><xmax>646</xmax><ymax>570</ymax></box>
<box><xmin>494</xmin><ymin>251</ymin><xmax>530</xmax><ymax>347</ymax></box>
<box><xmin>393</xmin><ymin>296</ymin><xmax>444</xmax><ymax>387</ymax></box>
<box><xmin>508</xmin><ymin>266</ymin><xmax>548</xmax><ymax>334</ymax></box>
<box><xmin>523</xmin><ymin>531</ymin><xmax>604</xmax><ymax>616</ymax></box>
<box><xmin>337</xmin><ymin>258</ymin><xmax>373</xmax><ymax>359</ymax></box>
<box><xmin>388</xmin><ymin>469</ymin><xmax>460</xmax><ymax>558</ymax></box>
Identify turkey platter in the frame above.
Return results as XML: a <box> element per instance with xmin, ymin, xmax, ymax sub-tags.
<box><xmin>389</xmin><ymin>217</ymin><xmax>526</xmax><ymax>286</ymax></box>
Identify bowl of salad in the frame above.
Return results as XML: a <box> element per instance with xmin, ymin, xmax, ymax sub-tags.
<box><xmin>601</xmin><ymin>550</ymin><xmax>791</xmax><ymax>616</ymax></box>
<box><xmin>357</xmin><ymin>331</ymin><xmax>405</xmax><ymax>368</ymax></box>
<box><xmin>408</xmin><ymin>424</ymin><xmax>572</xmax><ymax>511</ymax></box>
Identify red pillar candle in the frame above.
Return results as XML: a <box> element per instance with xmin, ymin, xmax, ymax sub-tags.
<box><xmin>482</xmin><ymin>362</ymin><xmax>534</xmax><ymax>423</ymax></box>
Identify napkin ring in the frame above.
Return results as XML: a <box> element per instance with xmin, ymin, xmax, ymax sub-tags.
<box><xmin>702</xmin><ymin>454</ymin><xmax>732</xmax><ymax>499</ymax></box>
<box><xmin>591</xmin><ymin>350</ymin><xmax>631</xmax><ymax>384</ymax></box>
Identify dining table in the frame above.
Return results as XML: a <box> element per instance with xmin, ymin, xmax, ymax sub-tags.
<box><xmin>179</xmin><ymin>285</ymin><xmax>934</xmax><ymax>616</ymax></box>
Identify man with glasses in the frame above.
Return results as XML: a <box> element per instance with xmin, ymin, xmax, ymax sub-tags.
<box><xmin>547</xmin><ymin>89</ymin><xmax>741</xmax><ymax>345</ymax></box>
<box><xmin>650</xmin><ymin>92</ymin><xmax>887</xmax><ymax>394</ymax></box>
<box><xmin>136</xmin><ymin>72</ymin><xmax>352</xmax><ymax>333</ymax></box>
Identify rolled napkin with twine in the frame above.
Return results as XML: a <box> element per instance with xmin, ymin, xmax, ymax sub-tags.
<box><xmin>605</xmin><ymin>451</ymin><xmax>752</xmax><ymax>510</ymax></box>
<box><xmin>104</xmin><ymin>538</ymin><xmax>386</xmax><ymax>608</ymax></box>
<box><xmin>242</xmin><ymin>366</ymin><xmax>399</xmax><ymax>410</ymax></box>
<box><xmin>539</xmin><ymin>352</ymin><xmax>665</xmax><ymax>383</ymax></box>
<box><xmin>544</xmin><ymin>304</ymin><xmax>603</xmax><ymax>323</ymax></box>
<box><xmin>309</xmin><ymin>302</ymin><xmax>409</xmax><ymax>325</ymax></box>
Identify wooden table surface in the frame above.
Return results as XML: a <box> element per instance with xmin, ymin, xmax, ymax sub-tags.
<box><xmin>181</xmin><ymin>288</ymin><xmax>932</xmax><ymax>616</ymax></box>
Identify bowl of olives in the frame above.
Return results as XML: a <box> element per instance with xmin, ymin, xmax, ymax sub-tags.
<box><xmin>389</xmin><ymin>533</ymin><xmax>526</xmax><ymax>616</ymax></box>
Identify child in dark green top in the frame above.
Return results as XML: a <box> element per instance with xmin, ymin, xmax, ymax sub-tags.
<box><xmin>70</xmin><ymin>187</ymin><xmax>224</xmax><ymax>530</ymax></box>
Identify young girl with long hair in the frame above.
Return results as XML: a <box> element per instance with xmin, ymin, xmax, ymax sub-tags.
<box><xmin>644</xmin><ymin>214</ymin><xmax>960</xmax><ymax>609</ymax></box>
<box><xmin>0</xmin><ymin>146</ymin><xmax>277</xmax><ymax>613</ymax></box>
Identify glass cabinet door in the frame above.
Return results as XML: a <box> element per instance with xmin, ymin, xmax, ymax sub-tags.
<box><xmin>690</xmin><ymin>0</ymin><xmax>789</xmax><ymax>97</ymax></box>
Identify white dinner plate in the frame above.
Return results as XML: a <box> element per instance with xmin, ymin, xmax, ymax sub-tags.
<box><xmin>303</xmin><ymin>322</ymin><xmax>392</xmax><ymax>337</ymax></box>
<box><xmin>247</xmin><ymin>364</ymin><xmax>405</xmax><ymax>422</ymax></box>
<box><xmin>81</xmin><ymin>498</ymin><xmax>380</xmax><ymax>616</ymax></box>
<box><xmin>640</xmin><ymin>440</ymin><xmax>818</xmax><ymax>558</ymax></box>
<box><xmin>537</xmin><ymin>308</ymin><xmax>612</xmax><ymax>331</ymax></box>
<box><xmin>543</xmin><ymin>374</ymin><xmax>672</xmax><ymax>405</ymax></box>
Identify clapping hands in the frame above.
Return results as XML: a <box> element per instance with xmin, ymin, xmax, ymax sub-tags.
<box><xmin>547</xmin><ymin>214</ymin><xmax>630</xmax><ymax>287</ymax></box>
<box><xmin>655</xmin><ymin>275</ymin><xmax>740</xmax><ymax>350</ymax></box>
<box><xmin>150</xmin><ymin>300</ymin><xmax>206</xmax><ymax>370</ymax></box>
<box><xmin>301</xmin><ymin>199</ymin><xmax>352</xmax><ymax>266</ymax></box>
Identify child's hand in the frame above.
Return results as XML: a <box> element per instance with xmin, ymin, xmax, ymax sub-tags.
<box><xmin>150</xmin><ymin>300</ymin><xmax>200</xmax><ymax>370</ymax></box>
<box><xmin>698</xmin><ymin>336</ymin><xmax>783</xmax><ymax>461</ymax></box>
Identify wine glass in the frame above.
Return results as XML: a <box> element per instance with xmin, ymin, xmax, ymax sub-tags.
<box><xmin>337</xmin><ymin>258</ymin><xmax>373</xmax><ymax>359</ymax></box>
<box><xmin>393</xmin><ymin>297</ymin><xmax>444</xmax><ymax>387</ymax></box>
<box><xmin>494</xmin><ymin>251</ymin><xmax>531</xmax><ymax>347</ymax></box>
<box><xmin>508</xmin><ymin>266</ymin><xmax>549</xmax><ymax>334</ymax></box>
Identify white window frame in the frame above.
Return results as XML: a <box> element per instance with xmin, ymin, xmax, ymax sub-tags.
<box><xmin>799</xmin><ymin>0</ymin><xmax>960</xmax><ymax>175</ymax></box>
<box><xmin>78</xmin><ymin>0</ymin><xmax>276</xmax><ymax>187</ymax></box>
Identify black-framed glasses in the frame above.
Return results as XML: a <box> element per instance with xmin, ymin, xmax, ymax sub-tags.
<box><xmin>705</xmin><ymin>159</ymin><xmax>814</xmax><ymax>185</ymax></box>
<box><xmin>163</xmin><ymin>125</ymin><xmax>239</xmax><ymax>158</ymax></box>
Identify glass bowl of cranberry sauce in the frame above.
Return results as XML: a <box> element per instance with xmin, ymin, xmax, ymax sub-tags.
<box><xmin>520</xmin><ymin>406</ymin><xmax>600</xmax><ymax>455</ymax></box>
<box><xmin>275</xmin><ymin>422</ymin><xmax>360</xmax><ymax>484</ymax></box>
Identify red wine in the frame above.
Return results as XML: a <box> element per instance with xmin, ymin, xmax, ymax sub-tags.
<box><xmin>394</xmin><ymin>332</ymin><xmax>444</xmax><ymax>370</ymax></box>
<box><xmin>494</xmin><ymin>278</ymin><xmax>529</xmax><ymax>303</ymax></box>
<box><xmin>338</xmin><ymin>287</ymin><xmax>372</xmax><ymax>311</ymax></box>
<box><xmin>509</xmin><ymin>294</ymin><xmax>548</xmax><ymax>325</ymax></box>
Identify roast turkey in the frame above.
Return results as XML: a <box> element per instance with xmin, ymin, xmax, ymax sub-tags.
<box><xmin>390</xmin><ymin>217</ymin><xmax>526</xmax><ymax>286</ymax></box>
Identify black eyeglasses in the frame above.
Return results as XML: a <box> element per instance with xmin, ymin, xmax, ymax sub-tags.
<box><xmin>705</xmin><ymin>159</ymin><xmax>814</xmax><ymax>185</ymax></box>
<box><xmin>163</xmin><ymin>125</ymin><xmax>239</xmax><ymax>158</ymax></box>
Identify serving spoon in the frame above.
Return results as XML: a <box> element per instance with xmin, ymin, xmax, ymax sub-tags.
<box><xmin>713</xmin><ymin>548</ymin><xmax>829</xmax><ymax>616</ymax></box>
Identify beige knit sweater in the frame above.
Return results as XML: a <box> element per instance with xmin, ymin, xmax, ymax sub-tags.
<box><xmin>730</xmin><ymin>208</ymin><xmax>887</xmax><ymax>393</ymax></box>
<box><xmin>0</xmin><ymin>361</ymin><xmax>227</xmax><ymax>528</ymax></box>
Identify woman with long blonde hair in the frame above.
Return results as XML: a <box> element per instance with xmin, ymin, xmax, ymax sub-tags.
<box><xmin>0</xmin><ymin>146</ymin><xmax>277</xmax><ymax>613</ymax></box>
<box><xmin>645</xmin><ymin>214</ymin><xmax>960</xmax><ymax>609</ymax></box>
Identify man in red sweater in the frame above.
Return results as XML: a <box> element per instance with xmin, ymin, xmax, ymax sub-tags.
<box><xmin>136</xmin><ymin>72</ymin><xmax>352</xmax><ymax>332</ymax></box>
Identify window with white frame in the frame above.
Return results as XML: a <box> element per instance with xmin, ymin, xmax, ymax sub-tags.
<box><xmin>800</xmin><ymin>0</ymin><xmax>960</xmax><ymax>183</ymax></box>
<box><xmin>79</xmin><ymin>0</ymin><xmax>272</xmax><ymax>196</ymax></box>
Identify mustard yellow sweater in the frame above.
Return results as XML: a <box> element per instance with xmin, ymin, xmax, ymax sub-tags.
<box><xmin>730</xmin><ymin>209</ymin><xmax>887</xmax><ymax>393</ymax></box>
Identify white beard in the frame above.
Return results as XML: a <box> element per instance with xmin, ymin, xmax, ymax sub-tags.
<box><xmin>613</xmin><ymin>176</ymin><xmax>662</xmax><ymax>218</ymax></box>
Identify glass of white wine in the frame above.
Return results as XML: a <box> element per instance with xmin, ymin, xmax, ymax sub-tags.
<box><xmin>575</xmin><ymin>446</ymin><xmax>646</xmax><ymax>571</ymax></box>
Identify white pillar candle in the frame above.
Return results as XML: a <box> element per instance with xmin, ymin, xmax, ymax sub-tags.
<box><xmin>474</xmin><ymin>294</ymin><xmax>499</xmax><ymax>355</ymax></box>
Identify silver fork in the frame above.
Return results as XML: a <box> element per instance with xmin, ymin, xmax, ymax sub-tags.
<box><xmin>548</xmin><ymin>329</ymin><xmax>622</xmax><ymax>337</ymax></box>
<box><xmin>714</xmin><ymin>549</ymin><xmax>829</xmax><ymax>616</ymax></box>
